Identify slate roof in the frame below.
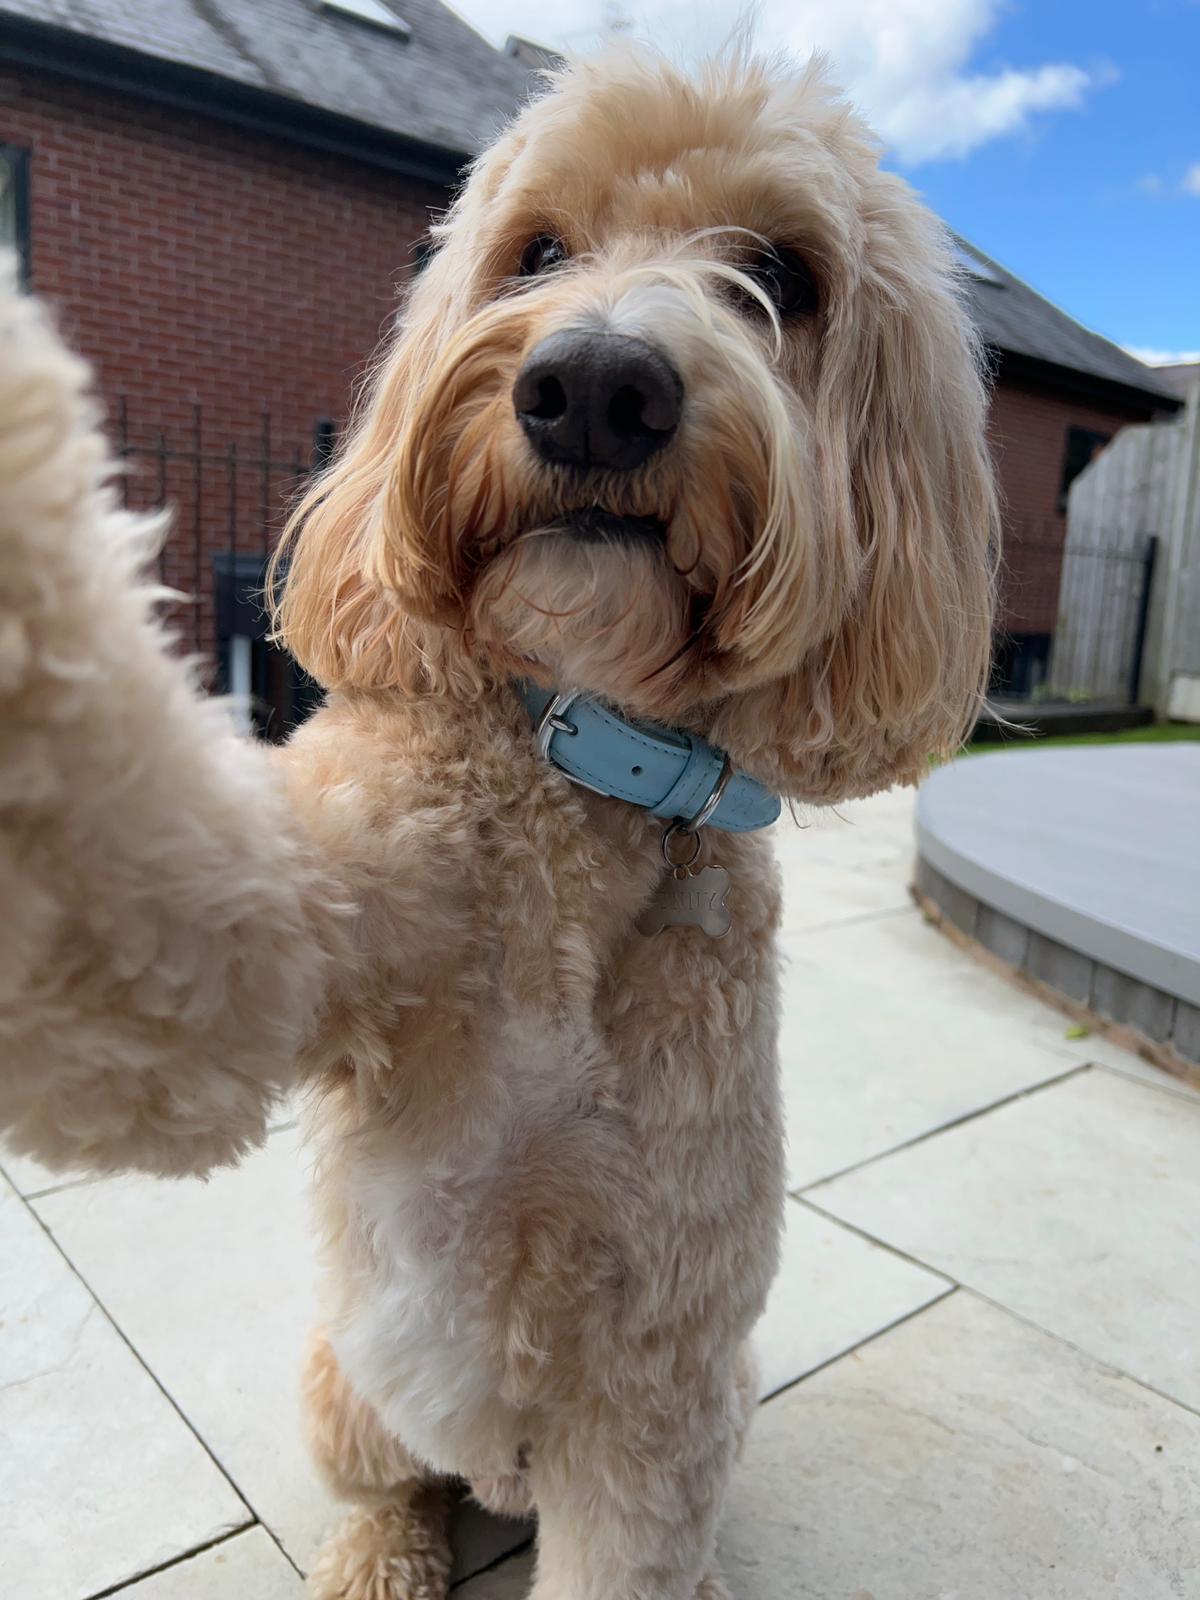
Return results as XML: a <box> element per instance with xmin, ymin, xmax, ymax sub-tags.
<box><xmin>0</xmin><ymin>0</ymin><xmax>532</xmax><ymax>161</ymax></box>
<box><xmin>953</xmin><ymin>238</ymin><xmax>1180</xmax><ymax>407</ymax></box>
<box><xmin>0</xmin><ymin>1</ymin><xmax>1179</xmax><ymax>408</ymax></box>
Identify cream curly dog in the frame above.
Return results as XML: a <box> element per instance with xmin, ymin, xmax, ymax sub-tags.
<box><xmin>0</xmin><ymin>48</ymin><xmax>995</xmax><ymax>1600</ymax></box>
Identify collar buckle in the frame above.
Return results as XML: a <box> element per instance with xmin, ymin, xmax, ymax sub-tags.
<box><xmin>533</xmin><ymin>690</ymin><xmax>581</xmax><ymax>759</ymax></box>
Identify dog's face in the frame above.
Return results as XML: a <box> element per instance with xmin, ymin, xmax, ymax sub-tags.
<box><xmin>278</xmin><ymin>53</ymin><xmax>996</xmax><ymax>803</ymax></box>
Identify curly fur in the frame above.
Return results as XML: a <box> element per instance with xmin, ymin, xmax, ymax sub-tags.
<box><xmin>0</xmin><ymin>46</ymin><xmax>995</xmax><ymax>1600</ymax></box>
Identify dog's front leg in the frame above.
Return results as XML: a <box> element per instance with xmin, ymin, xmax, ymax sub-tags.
<box><xmin>0</xmin><ymin>275</ymin><xmax>350</xmax><ymax>1178</ymax></box>
<box><xmin>529</xmin><ymin>1375</ymin><xmax>739</xmax><ymax>1600</ymax></box>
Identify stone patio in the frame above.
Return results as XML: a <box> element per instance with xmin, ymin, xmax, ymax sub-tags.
<box><xmin>3</xmin><ymin>783</ymin><xmax>1198</xmax><ymax>1599</ymax></box>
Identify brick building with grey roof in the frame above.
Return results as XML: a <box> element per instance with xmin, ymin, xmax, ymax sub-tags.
<box><xmin>0</xmin><ymin>0</ymin><xmax>1182</xmax><ymax>719</ymax></box>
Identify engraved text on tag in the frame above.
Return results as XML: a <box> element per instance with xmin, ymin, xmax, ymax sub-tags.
<box><xmin>636</xmin><ymin>864</ymin><xmax>732</xmax><ymax>938</ymax></box>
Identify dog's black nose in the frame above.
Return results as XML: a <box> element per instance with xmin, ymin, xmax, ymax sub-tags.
<box><xmin>512</xmin><ymin>331</ymin><xmax>682</xmax><ymax>472</ymax></box>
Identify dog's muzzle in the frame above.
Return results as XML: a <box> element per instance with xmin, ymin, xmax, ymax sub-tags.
<box><xmin>513</xmin><ymin>330</ymin><xmax>682</xmax><ymax>473</ymax></box>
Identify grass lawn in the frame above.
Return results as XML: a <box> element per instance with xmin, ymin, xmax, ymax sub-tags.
<box><xmin>964</xmin><ymin>722</ymin><xmax>1200</xmax><ymax>756</ymax></box>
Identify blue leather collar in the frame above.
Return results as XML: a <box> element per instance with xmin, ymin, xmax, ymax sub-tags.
<box><xmin>516</xmin><ymin>682</ymin><xmax>781</xmax><ymax>833</ymax></box>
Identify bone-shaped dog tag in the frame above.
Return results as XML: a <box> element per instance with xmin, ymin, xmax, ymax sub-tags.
<box><xmin>636</xmin><ymin>863</ymin><xmax>732</xmax><ymax>938</ymax></box>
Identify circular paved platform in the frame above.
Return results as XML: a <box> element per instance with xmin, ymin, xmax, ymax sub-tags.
<box><xmin>916</xmin><ymin>744</ymin><xmax>1200</xmax><ymax>1064</ymax></box>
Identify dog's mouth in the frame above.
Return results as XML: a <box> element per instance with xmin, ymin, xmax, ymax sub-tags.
<box><xmin>551</xmin><ymin>507</ymin><xmax>668</xmax><ymax>546</ymax></box>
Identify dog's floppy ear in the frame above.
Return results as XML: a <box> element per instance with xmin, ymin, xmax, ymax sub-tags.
<box><xmin>711</xmin><ymin>194</ymin><xmax>997</xmax><ymax>804</ymax></box>
<box><xmin>270</xmin><ymin>126</ymin><xmax>532</xmax><ymax>697</ymax></box>
<box><xmin>269</xmin><ymin>253</ymin><xmax>468</xmax><ymax>695</ymax></box>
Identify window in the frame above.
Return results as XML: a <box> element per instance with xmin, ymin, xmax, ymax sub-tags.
<box><xmin>990</xmin><ymin>631</ymin><xmax>1052</xmax><ymax>699</ymax></box>
<box><xmin>215</xmin><ymin>554</ymin><xmax>322</xmax><ymax>741</ymax></box>
<box><xmin>0</xmin><ymin>145</ymin><xmax>31</xmax><ymax>286</ymax></box>
<box><xmin>1058</xmin><ymin>426</ymin><xmax>1111</xmax><ymax>512</ymax></box>
<box><xmin>322</xmin><ymin>0</ymin><xmax>411</xmax><ymax>36</ymax></box>
<box><xmin>312</xmin><ymin>416</ymin><xmax>337</xmax><ymax>470</ymax></box>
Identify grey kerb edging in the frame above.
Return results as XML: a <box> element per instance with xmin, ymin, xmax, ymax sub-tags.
<box><xmin>913</xmin><ymin>854</ymin><xmax>1200</xmax><ymax>1067</ymax></box>
<box><xmin>915</xmin><ymin>803</ymin><xmax>1200</xmax><ymax>1009</ymax></box>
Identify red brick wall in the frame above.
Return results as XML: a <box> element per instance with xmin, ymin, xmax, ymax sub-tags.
<box><xmin>0</xmin><ymin>64</ymin><xmax>445</xmax><ymax>656</ymax></box>
<box><xmin>987</xmin><ymin>379</ymin><xmax>1156</xmax><ymax>635</ymax></box>
<box><xmin>0</xmin><ymin>62</ymin><xmax>1167</xmax><ymax>665</ymax></box>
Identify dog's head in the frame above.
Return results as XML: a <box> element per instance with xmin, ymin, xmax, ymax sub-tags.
<box><xmin>275</xmin><ymin>51</ymin><xmax>996</xmax><ymax>802</ymax></box>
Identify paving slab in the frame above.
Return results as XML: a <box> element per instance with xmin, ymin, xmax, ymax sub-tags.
<box><xmin>0</xmin><ymin>1097</ymin><xmax>302</xmax><ymax>1201</ymax></box>
<box><xmin>114</xmin><ymin>1528</ymin><xmax>303</xmax><ymax>1599</ymax></box>
<box><xmin>0</xmin><ymin>1094</ymin><xmax>305</xmax><ymax>1204</ymax></box>
<box><xmin>777</xmin><ymin>909</ymin><xmax>1100</xmax><ymax>1188</ymax></box>
<box><xmin>721</xmin><ymin>1291</ymin><xmax>1200</xmax><ymax>1599</ymax></box>
<box><xmin>783</xmin><ymin>785</ymin><xmax>919</xmax><ymax>860</ymax></box>
<box><xmin>455</xmin><ymin>1549</ymin><xmax>535</xmax><ymax>1598</ymax></box>
<box><xmin>460</xmin><ymin>1293</ymin><xmax>1200</xmax><ymax>1599</ymax></box>
<box><xmin>774</xmin><ymin>850</ymin><xmax>915</xmax><ymax>933</ymax></box>
<box><xmin>754</xmin><ymin>1198</ymin><xmax>947</xmax><ymax>1399</ymax></box>
<box><xmin>772</xmin><ymin>788</ymin><xmax>917</xmax><ymax>932</ymax></box>
<box><xmin>32</xmin><ymin>1128</ymin><xmax>530</xmax><ymax>1587</ymax></box>
<box><xmin>1096</xmin><ymin>1053</ymin><xmax>1200</xmax><ymax>1102</ymax></box>
<box><xmin>0</xmin><ymin>1174</ymin><xmax>249</xmax><ymax>1600</ymax></box>
<box><xmin>773</xmin><ymin>818</ymin><xmax>913</xmax><ymax>935</ymax></box>
<box><xmin>813</xmin><ymin>1067</ymin><xmax>1200</xmax><ymax>1411</ymax></box>
<box><xmin>0</xmin><ymin>1143</ymin><xmax>99</xmax><ymax>1200</ymax></box>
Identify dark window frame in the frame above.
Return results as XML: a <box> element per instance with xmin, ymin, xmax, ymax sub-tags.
<box><xmin>214</xmin><ymin>552</ymin><xmax>322</xmax><ymax>741</ymax></box>
<box><xmin>0</xmin><ymin>143</ymin><xmax>31</xmax><ymax>287</ymax></box>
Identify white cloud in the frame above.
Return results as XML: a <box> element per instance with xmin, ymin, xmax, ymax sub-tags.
<box><xmin>464</xmin><ymin>0</ymin><xmax>1106</xmax><ymax>165</ymax></box>
<box><xmin>759</xmin><ymin>0</ymin><xmax>1100</xmax><ymax>164</ymax></box>
<box><xmin>1182</xmin><ymin>163</ymin><xmax>1200</xmax><ymax>196</ymax></box>
<box><xmin>1124</xmin><ymin>346</ymin><xmax>1200</xmax><ymax>367</ymax></box>
<box><xmin>865</xmin><ymin>60</ymin><xmax>1094</xmax><ymax>164</ymax></box>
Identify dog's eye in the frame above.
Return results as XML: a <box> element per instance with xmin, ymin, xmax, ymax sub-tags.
<box><xmin>520</xmin><ymin>235</ymin><xmax>570</xmax><ymax>277</ymax></box>
<box><xmin>745</xmin><ymin>246</ymin><xmax>819</xmax><ymax>317</ymax></box>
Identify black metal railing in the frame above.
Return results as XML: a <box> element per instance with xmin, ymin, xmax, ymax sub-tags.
<box><xmin>113</xmin><ymin>399</ymin><xmax>325</xmax><ymax>739</ymax></box>
<box><xmin>111</xmin><ymin>406</ymin><xmax>1162</xmax><ymax>728</ymax></box>
<box><xmin>991</xmin><ymin>532</ymin><xmax>1158</xmax><ymax>706</ymax></box>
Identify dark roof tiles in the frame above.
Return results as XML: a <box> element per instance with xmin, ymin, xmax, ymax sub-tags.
<box><xmin>0</xmin><ymin>0</ymin><xmax>532</xmax><ymax>157</ymax></box>
<box><xmin>954</xmin><ymin>237</ymin><xmax>1178</xmax><ymax>405</ymax></box>
<box><xmin>0</xmin><ymin>1</ymin><xmax>1177</xmax><ymax>407</ymax></box>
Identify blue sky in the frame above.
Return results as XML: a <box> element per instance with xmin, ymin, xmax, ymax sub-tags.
<box><xmin>451</xmin><ymin>0</ymin><xmax>1200</xmax><ymax>365</ymax></box>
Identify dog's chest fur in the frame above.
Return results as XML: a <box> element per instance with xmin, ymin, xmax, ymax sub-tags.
<box><xmin>291</xmin><ymin>690</ymin><xmax>786</xmax><ymax>1474</ymax></box>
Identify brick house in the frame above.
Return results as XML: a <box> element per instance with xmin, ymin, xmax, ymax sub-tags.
<box><xmin>0</xmin><ymin>0</ymin><xmax>1181</xmax><ymax>722</ymax></box>
<box><xmin>0</xmin><ymin>0</ymin><xmax>532</xmax><ymax>727</ymax></box>
<box><xmin>955</xmin><ymin>239</ymin><xmax>1182</xmax><ymax>694</ymax></box>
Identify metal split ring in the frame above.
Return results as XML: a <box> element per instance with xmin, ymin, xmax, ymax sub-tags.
<box><xmin>678</xmin><ymin>754</ymin><xmax>734</xmax><ymax>834</ymax></box>
<box><xmin>662</xmin><ymin>823</ymin><xmax>704</xmax><ymax>870</ymax></box>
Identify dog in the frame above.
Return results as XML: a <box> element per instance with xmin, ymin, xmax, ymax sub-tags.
<box><xmin>0</xmin><ymin>47</ymin><xmax>995</xmax><ymax>1600</ymax></box>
